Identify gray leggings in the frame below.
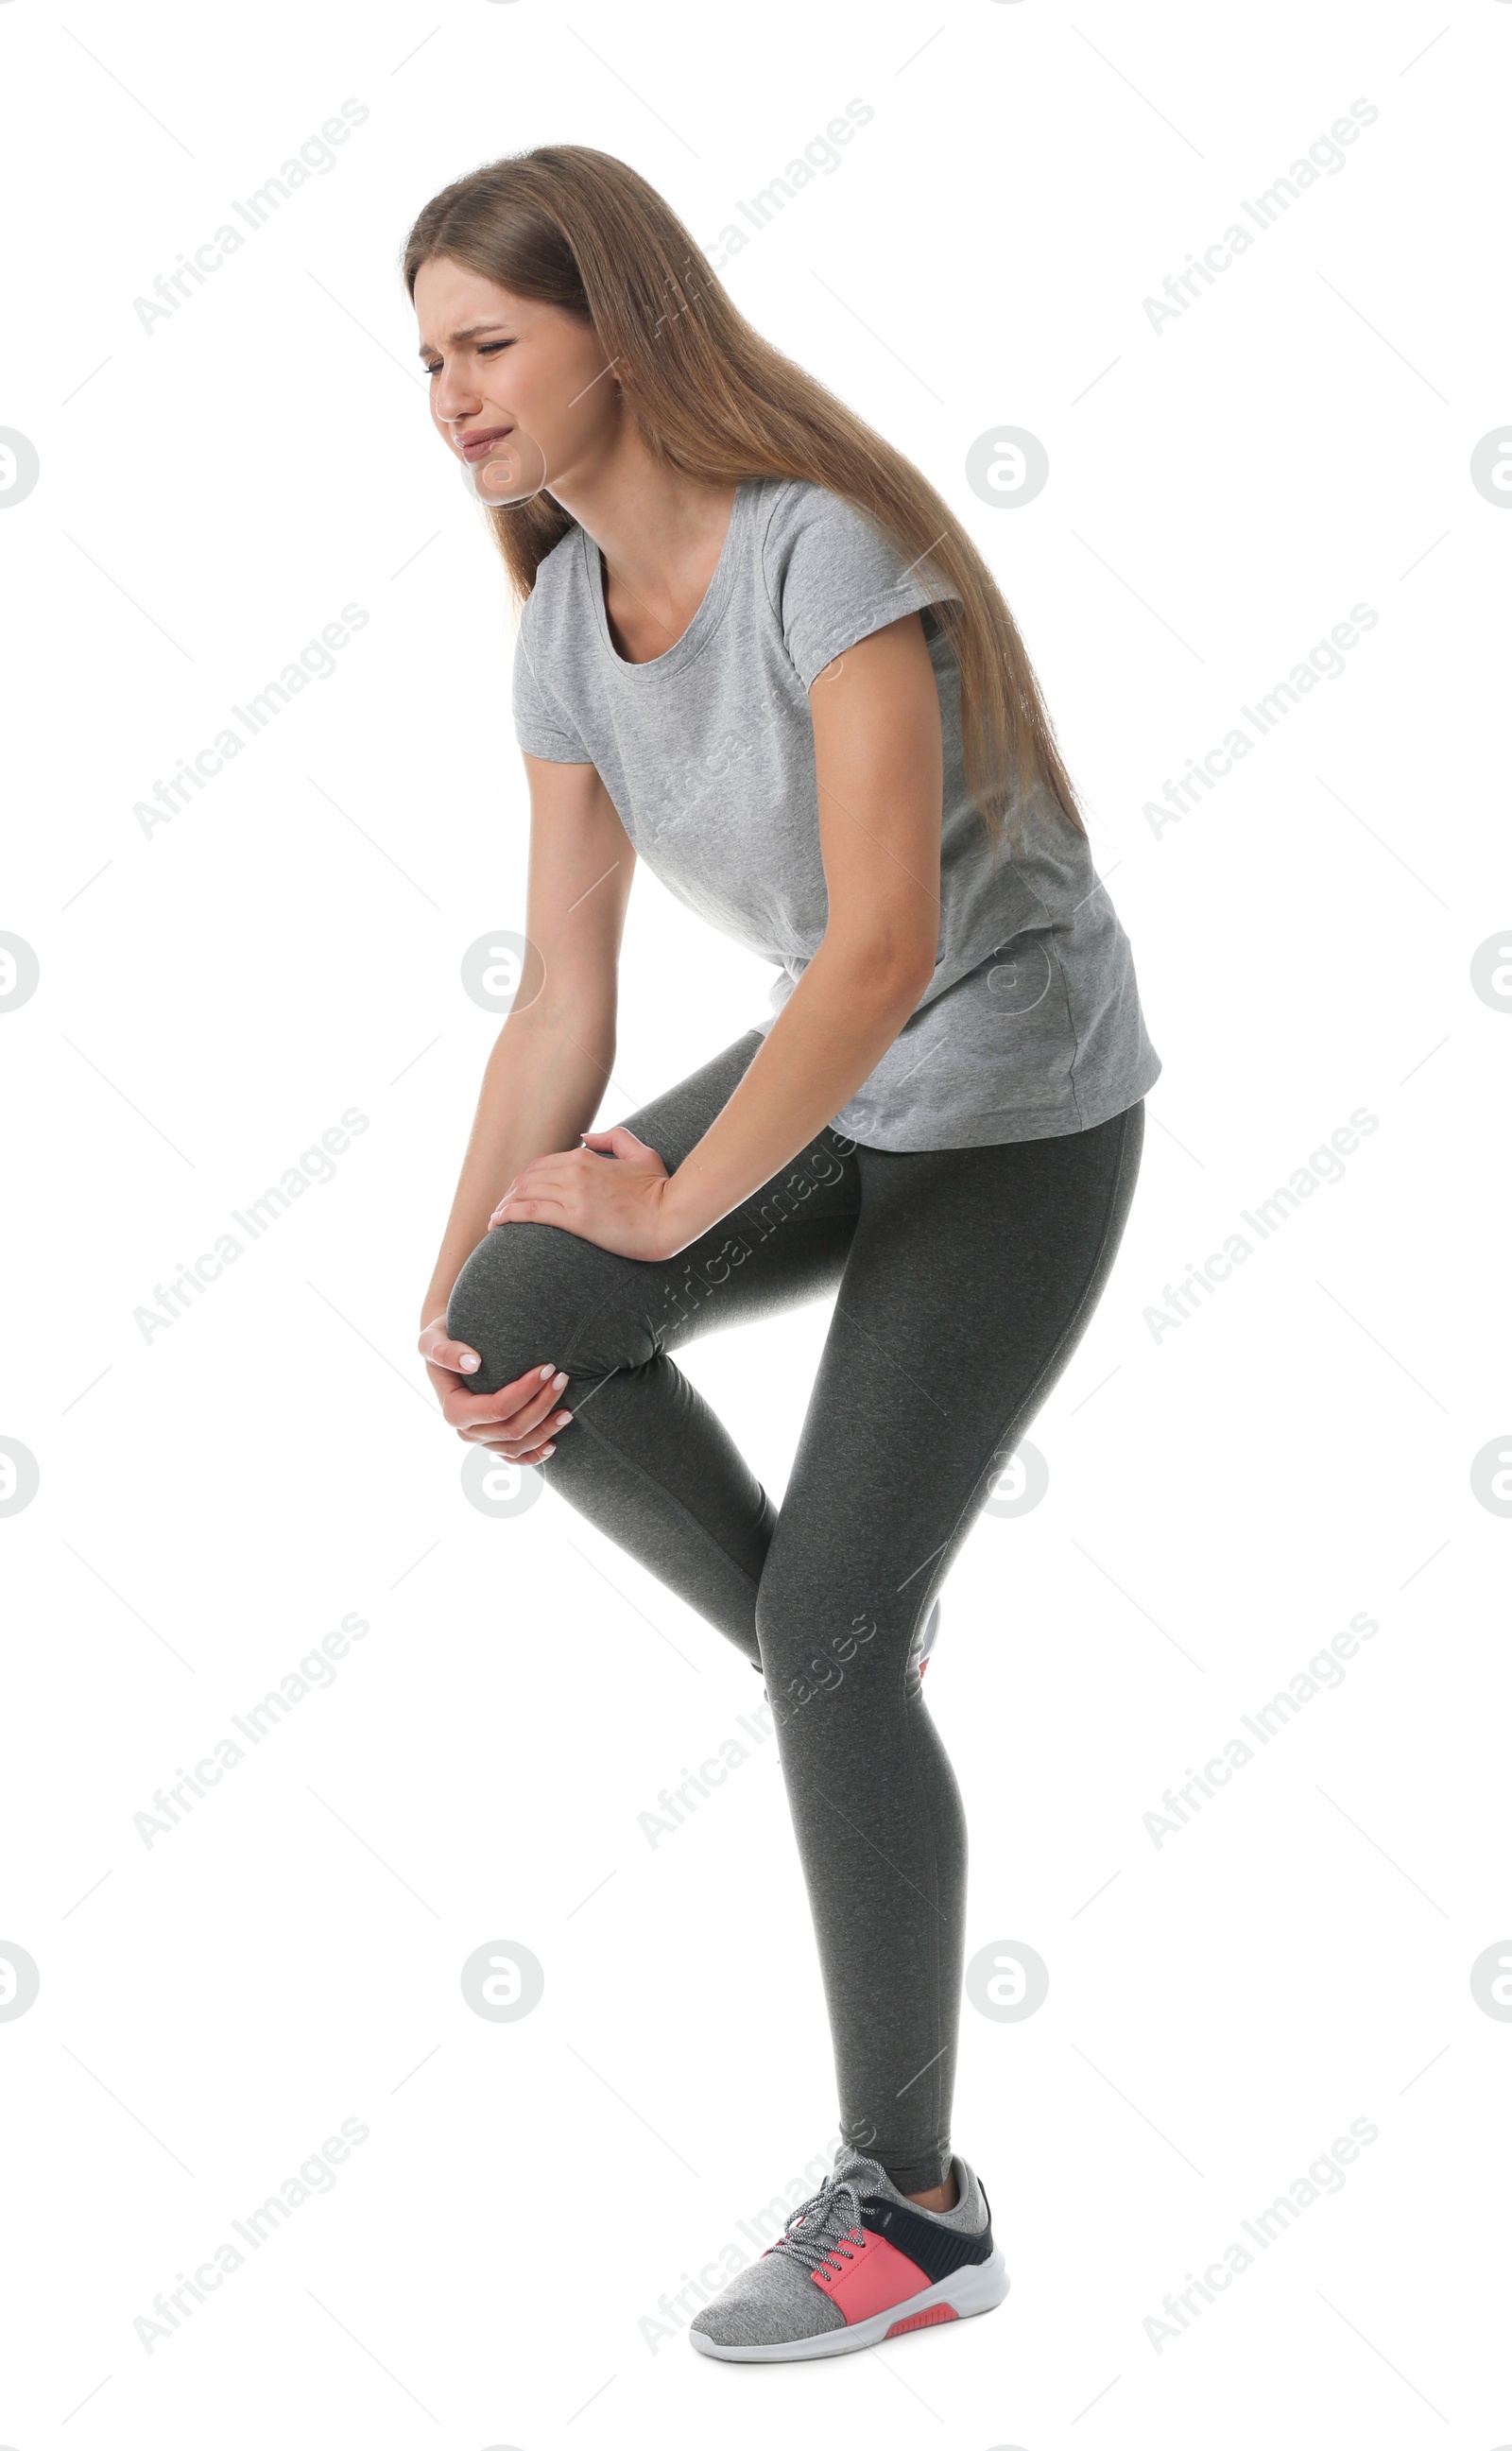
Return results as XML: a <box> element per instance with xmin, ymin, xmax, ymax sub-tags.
<box><xmin>449</xmin><ymin>1030</ymin><xmax>1144</xmax><ymax>2193</ymax></box>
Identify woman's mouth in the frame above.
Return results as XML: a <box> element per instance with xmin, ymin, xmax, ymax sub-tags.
<box><xmin>459</xmin><ymin>426</ymin><xmax>514</xmax><ymax>461</ymax></box>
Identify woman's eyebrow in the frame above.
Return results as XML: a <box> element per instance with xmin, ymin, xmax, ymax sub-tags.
<box><xmin>416</xmin><ymin>321</ymin><xmax>512</xmax><ymax>359</ymax></box>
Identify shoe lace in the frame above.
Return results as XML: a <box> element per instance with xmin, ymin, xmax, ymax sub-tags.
<box><xmin>767</xmin><ymin>2175</ymin><xmax>868</xmax><ymax>2281</ymax></box>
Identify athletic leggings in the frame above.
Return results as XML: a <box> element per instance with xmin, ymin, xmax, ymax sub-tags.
<box><xmin>448</xmin><ymin>1029</ymin><xmax>1144</xmax><ymax>2194</ymax></box>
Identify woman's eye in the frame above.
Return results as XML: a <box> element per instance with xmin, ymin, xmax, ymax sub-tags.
<box><xmin>421</xmin><ymin>340</ymin><xmax>511</xmax><ymax>377</ymax></box>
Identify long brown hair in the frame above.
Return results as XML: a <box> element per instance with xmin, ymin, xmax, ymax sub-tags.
<box><xmin>403</xmin><ymin>144</ymin><xmax>1086</xmax><ymax>852</ymax></box>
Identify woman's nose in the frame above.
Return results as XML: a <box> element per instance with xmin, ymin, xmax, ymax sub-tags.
<box><xmin>433</xmin><ymin>368</ymin><xmax>481</xmax><ymax>426</ymax></box>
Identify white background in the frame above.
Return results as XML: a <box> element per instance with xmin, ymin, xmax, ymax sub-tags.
<box><xmin>2</xmin><ymin>0</ymin><xmax>1508</xmax><ymax>2442</ymax></box>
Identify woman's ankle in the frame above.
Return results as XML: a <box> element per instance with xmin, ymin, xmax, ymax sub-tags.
<box><xmin>903</xmin><ymin>2169</ymin><xmax>959</xmax><ymax>2213</ymax></box>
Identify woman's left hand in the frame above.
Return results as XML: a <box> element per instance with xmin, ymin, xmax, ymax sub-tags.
<box><xmin>487</xmin><ymin>1126</ymin><xmax>679</xmax><ymax>1262</ymax></box>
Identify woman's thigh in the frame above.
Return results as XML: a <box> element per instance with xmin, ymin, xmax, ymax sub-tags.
<box><xmin>446</xmin><ymin>1029</ymin><xmax>864</xmax><ymax>1394</ymax></box>
<box><xmin>755</xmin><ymin>1098</ymin><xmax>1146</xmax><ymax>1695</ymax></box>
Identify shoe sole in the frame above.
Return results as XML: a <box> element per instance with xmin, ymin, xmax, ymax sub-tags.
<box><xmin>689</xmin><ymin>2247</ymin><xmax>1008</xmax><ymax>2363</ymax></box>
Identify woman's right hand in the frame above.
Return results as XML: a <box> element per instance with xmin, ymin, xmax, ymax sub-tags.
<box><xmin>417</xmin><ymin>1317</ymin><xmax>573</xmax><ymax>1464</ymax></box>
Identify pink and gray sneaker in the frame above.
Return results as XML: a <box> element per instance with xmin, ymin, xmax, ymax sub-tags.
<box><xmin>689</xmin><ymin>2142</ymin><xmax>1007</xmax><ymax>2361</ymax></box>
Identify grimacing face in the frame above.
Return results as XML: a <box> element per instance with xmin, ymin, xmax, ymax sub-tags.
<box><xmin>413</xmin><ymin>256</ymin><xmax>619</xmax><ymax>497</ymax></box>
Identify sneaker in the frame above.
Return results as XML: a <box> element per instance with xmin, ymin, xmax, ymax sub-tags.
<box><xmin>750</xmin><ymin>1598</ymin><xmax>941</xmax><ymax>1699</ymax></box>
<box><xmin>688</xmin><ymin>2142</ymin><xmax>1007</xmax><ymax>2362</ymax></box>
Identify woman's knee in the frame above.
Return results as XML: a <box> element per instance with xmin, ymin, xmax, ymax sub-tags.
<box><xmin>754</xmin><ymin>1557</ymin><xmax>888</xmax><ymax>1710</ymax></box>
<box><xmin>445</xmin><ymin>1221</ymin><xmax>612</xmax><ymax>1395</ymax></box>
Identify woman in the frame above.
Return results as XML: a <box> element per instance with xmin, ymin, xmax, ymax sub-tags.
<box><xmin>410</xmin><ymin>146</ymin><xmax>1160</xmax><ymax>2363</ymax></box>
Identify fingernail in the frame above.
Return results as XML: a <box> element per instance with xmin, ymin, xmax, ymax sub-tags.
<box><xmin>551</xmin><ymin>1372</ymin><xmax>568</xmax><ymax>1389</ymax></box>
<box><xmin>458</xmin><ymin>1352</ymin><xmax>480</xmax><ymax>1372</ymax></box>
<box><xmin>554</xmin><ymin>1410</ymin><xmax>572</xmax><ymax>1427</ymax></box>
<box><xmin>541</xmin><ymin>1443</ymin><xmax>556</xmax><ymax>1459</ymax></box>
<box><xmin>539</xmin><ymin>1365</ymin><xmax>556</xmax><ymax>1379</ymax></box>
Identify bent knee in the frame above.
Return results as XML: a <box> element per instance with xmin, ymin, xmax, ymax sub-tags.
<box><xmin>445</xmin><ymin>1221</ymin><xmax>641</xmax><ymax>1393</ymax></box>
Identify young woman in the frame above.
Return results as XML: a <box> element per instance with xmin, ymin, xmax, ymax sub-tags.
<box><xmin>410</xmin><ymin>146</ymin><xmax>1160</xmax><ymax>2363</ymax></box>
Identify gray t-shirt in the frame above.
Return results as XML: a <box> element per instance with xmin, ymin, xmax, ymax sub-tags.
<box><xmin>511</xmin><ymin>475</ymin><xmax>1160</xmax><ymax>1149</ymax></box>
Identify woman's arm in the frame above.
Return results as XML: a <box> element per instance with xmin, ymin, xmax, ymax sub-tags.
<box><xmin>421</xmin><ymin>750</ymin><xmax>634</xmax><ymax>1326</ymax></box>
<box><xmin>490</xmin><ymin>612</ymin><xmax>942</xmax><ymax>1260</ymax></box>
<box><xmin>662</xmin><ymin>611</ymin><xmax>942</xmax><ymax>1244</ymax></box>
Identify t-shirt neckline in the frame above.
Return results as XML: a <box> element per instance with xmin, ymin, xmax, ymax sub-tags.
<box><xmin>583</xmin><ymin>477</ymin><xmax>755</xmax><ymax>679</ymax></box>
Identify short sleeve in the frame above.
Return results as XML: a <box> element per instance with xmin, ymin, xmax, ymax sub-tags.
<box><xmin>762</xmin><ymin>483</ymin><xmax>961</xmax><ymax>689</ymax></box>
<box><xmin>511</xmin><ymin>601</ymin><xmax>593</xmax><ymax>763</ymax></box>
